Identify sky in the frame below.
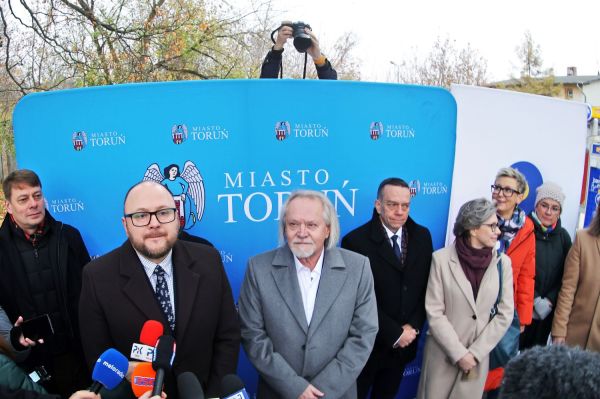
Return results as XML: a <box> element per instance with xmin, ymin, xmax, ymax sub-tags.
<box><xmin>242</xmin><ymin>0</ymin><xmax>600</xmax><ymax>82</ymax></box>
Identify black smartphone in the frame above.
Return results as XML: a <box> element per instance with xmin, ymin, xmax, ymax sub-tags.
<box><xmin>21</xmin><ymin>314</ymin><xmax>54</xmax><ymax>341</ymax></box>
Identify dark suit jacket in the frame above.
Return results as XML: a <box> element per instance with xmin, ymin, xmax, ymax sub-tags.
<box><xmin>79</xmin><ymin>240</ymin><xmax>240</xmax><ymax>398</ymax></box>
<box><xmin>341</xmin><ymin>209</ymin><xmax>433</xmax><ymax>364</ymax></box>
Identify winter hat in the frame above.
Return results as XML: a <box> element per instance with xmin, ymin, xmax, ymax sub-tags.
<box><xmin>535</xmin><ymin>182</ymin><xmax>565</xmax><ymax>209</ymax></box>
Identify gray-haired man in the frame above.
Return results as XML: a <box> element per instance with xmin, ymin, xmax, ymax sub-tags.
<box><xmin>239</xmin><ymin>190</ymin><xmax>378</xmax><ymax>399</ymax></box>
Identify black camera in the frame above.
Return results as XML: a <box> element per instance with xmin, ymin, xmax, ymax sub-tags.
<box><xmin>278</xmin><ymin>21</ymin><xmax>312</xmax><ymax>53</ymax></box>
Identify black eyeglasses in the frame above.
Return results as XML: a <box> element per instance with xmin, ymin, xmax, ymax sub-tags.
<box><xmin>491</xmin><ymin>184</ymin><xmax>520</xmax><ymax>198</ymax></box>
<box><xmin>482</xmin><ymin>223</ymin><xmax>499</xmax><ymax>232</ymax></box>
<box><xmin>124</xmin><ymin>208</ymin><xmax>177</xmax><ymax>227</ymax></box>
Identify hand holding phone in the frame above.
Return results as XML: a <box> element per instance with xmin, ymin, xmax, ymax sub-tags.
<box><xmin>16</xmin><ymin>314</ymin><xmax>54</xmax><ymax>345</ymax></box>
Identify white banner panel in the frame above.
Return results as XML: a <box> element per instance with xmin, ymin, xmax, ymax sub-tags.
<box><xmin>446</xmin><ymin>84</ymin><xmax>588</xmax><ymax>244</ymax></box>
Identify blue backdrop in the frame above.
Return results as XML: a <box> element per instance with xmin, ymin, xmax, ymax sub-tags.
<box><xmin>13</xmin><ymin>79</ymin><xmax>456</xmax><ymax>398</ymax></box>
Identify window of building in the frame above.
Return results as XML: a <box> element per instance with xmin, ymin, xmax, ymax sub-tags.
<box><xmin>566</xmin><ymin>88</ymin><xmax>574</xmax><ymax>99</ymax></box>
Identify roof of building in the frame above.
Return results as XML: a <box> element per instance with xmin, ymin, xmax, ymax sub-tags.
<box><xmin>554</xmin><ymin>75</ymin><xmax>600</xmax><ymax>85</ymax></box>
<box><xmin>492</xmin><ymin>74</ymin><xmax>600</xmax><ymax>87</ymax></box>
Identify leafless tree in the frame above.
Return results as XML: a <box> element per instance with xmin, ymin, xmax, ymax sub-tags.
<box><xmin>390</xmin><ymin>36</ymin><xmax>488</xmax><ymax>88</ymax></box>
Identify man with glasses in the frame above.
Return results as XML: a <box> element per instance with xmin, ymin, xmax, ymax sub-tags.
<box><xmin>341</xmin><ymin>177</ymin><xmax>433</xmax><ymax>399</ymax></box>
<box><xmin>79</xmin><ymin>181</ymin><xmax>240</xmax><ymax>399</ymax></box>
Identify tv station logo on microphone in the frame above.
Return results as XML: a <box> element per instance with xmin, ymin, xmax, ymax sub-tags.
<box><xmin>171</xmin><ymin>123</ymin><xmax>230</xmax><ymax>144</ymax></box>
<box><xmin>368</xmin><ymin>121</ymin><xmax>416</xmax><ymax>141</ymax></box>
<box><xmin>71</xmin><ymin>130</ymin><xmax>126</xmax><ymax>151</ymax></box>
<box><xmin>274</xmin><ymin>120</ymin><xmax>329</xmax><ymax>141</ymax></box>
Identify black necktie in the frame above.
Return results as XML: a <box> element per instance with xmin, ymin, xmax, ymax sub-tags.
<box><xmin>154</xmin><ymin>265</ymin><xmax>175</xmax><ymax>332</ymax></box>
<box><xmin>391</xmin><ymin>234</ymin><xmax>401</xmax><ymax>261</ymax></box>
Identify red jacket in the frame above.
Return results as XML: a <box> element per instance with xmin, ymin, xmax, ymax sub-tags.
<box><xmin>485</xmin><ymin>217</ymin><xmax>536</xmax><ymax>391</ymax></box>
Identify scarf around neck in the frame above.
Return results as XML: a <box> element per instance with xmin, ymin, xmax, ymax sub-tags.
<box><xmin>497</xmin><ymin>207</ymin><xmax>526</xmax><ymax>253</ymax></box>
<box><xmin>530</xmin><ymin>210</ymin><xmax>556</xmax><ymax>234</ymax></box>
<box><xmin>455</xmin><ymin>235</ymin><xmax>493</xmax><ymax>300</ymax></box>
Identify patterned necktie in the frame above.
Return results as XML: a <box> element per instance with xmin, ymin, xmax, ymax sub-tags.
<box><xmin>391</xmin><ymin>234</ymin><xmax>402</xmax><ymax>261</ymax></box>
<box><xmin>154</xmin><ymin>265</ymin><xmax>175</xmax><ymax>332</ymax></box>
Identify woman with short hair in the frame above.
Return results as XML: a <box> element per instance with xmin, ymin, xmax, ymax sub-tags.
<box><xmin>484</xmin><ymin>167</ymin><xmax>536</xmax><ymax>395</ymax></box>
<box><xmin>417</xmin><ymin>198</ymin><xmax>513</xmax><ymax>399</ymax></box>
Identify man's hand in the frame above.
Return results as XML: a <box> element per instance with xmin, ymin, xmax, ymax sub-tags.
<box><xmin>519</xmin><ymin>325</ymin><xmax>525</xmax><ymax>333</ymax></box>
<box><xmin>457</xmin><ymin>352</ymin><xmax>477</xmax><ymax>373</ymax></box>
<box><xmin>305</xmin><ymin>28</ymin><xmax>322</xmax><ymax>61</ymax></box>
<box><xmin>273</xmin><ymin>25</ymin><xmax>293</xmax><ymax>50</ymax></box>
<box><xmin>15</xmin><ymin>316</ymin><xmax>44</xmax><ymax>347</ymax></box>
<box><xmin>298</xmin><ymin>384</ymin><xmax>324</xmax><ymax>399</ymax></box>
<box><xmin>393</xmin><ymin>324</ymin><xmax>418</xmax><ymax>348</ymax></box>
<box><xmin>139</xmin><ymin>391</ymin><xmax>167</xmax><ymax>399</ymax></box>
<box><xmin>553</xmin><ymin>336</ymin><xmax>566</xmax><ymax>345</ymax></box>
<box><xmin>68</xmin><ymin>391</ymin><xmax>100</xmax><ymax>399</ymax></box>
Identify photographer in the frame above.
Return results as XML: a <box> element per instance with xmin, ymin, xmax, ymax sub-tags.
<box><xmin>260</xmin><ymin>23</ymin><xmax>337</xmax><ymax>79</ymax></box>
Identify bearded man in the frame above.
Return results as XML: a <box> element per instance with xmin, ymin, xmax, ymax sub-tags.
<box><xmin>79</xmin><ymin>181</ymin><xmax>240</xmax><ymax>399</ymax></box>
<box><xmin>238</xmin><ymin>190</ymin><xmax>378</xmax><ymax>399</ymax></box>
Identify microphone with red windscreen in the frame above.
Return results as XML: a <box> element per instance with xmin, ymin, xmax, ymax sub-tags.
<box><xmin>131</xmin><ymin>320</ymin><xmax>164</xmax><ymax>362</ymax></box>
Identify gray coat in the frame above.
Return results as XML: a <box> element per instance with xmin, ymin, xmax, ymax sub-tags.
<box><xmin>239</xmin><ymin>246</ymin><xmax>378</xmax><ymax>399</ymax></box>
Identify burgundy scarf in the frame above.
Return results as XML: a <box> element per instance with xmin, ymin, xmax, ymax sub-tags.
<box><xmin>455</xmin><ymin>235</ymin><xmax>493</xmax><ymax>300</ymax></box>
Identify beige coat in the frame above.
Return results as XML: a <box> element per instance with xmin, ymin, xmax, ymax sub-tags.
<box><xmin>552</xmin><ymin>229</ymin><xmax>600</xmax><ymax>351</ymax></box>
<box><xmin>417</xmin><ymin>245</ymin><xmax>514</xmax><ymax>399</ymax></box>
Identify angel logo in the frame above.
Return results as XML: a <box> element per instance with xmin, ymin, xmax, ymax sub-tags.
<box><xmin>171</xmin><ymin>124</ymin><xmax>188</xmax><ymax>145</ymax></box>
<box><xmin>143</xmin><ymin>161</ymin><xmax>205</xmax><ymax>230</ymax></box>
<box><xmin>370</xmin><ymin>122</ymin><xmax>383</xmax><ymax>140</ymax></box>
<box><xmin>72</xmin><ymin>131</ymin><xmax>87</xmax><ymax>151</ymax></box>
<box><xmin>409</xmin><ymin>180</ymin><xmax>420</xmax><ymax>197</ymax></box>
<box><xmin>275</xmin><ymin>121</ymin><xmax>290</xmax><ymax>141</ymax></box>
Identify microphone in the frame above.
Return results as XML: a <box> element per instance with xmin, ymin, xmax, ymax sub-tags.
<box><xmin>131</xmin><ymin>320</ymin><xmax>164</xmax><ymax>362</ymax></box>
<box><xmin>177</xmin><ymin>372</ymin><xmax>205</xmax><ymax>399</ymax></box>
<box><xmin>151</xmin><ymin>335</ymin><xmax>176</xmax><ymax>396</ymax></box>
<box><xmin>89</xmin><ymin>348</ymin><xmax>129</xmax><ymax>393</ymax></box>
<box><xmin>221</xmin><ymin>374</ymin><xmax>250</xmax><ymax>399</ymax></box>
<box><xmin>130</xmin><ymin>362</ymin><xmax>156</xmax><ymax>398</ymax></box>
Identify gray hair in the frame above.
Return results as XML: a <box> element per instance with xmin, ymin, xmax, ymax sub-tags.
<box><xmin>278</xmin><ymin>190</ymin><xmax>340</xmax><ymax>249</ymax></box>
<box><xmin>495</xmin><ymin>167</ymin><xmax>528</xmax><ymax>194</ymax></box>
<box><xmin>453</xmin><ymin>198</ymin><xmax>497</xmax><ymax>238</ymax></box>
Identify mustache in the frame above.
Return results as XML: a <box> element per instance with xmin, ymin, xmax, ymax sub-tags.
<box><xmin>144</xmin><ymin>232</ymin><xmax>167</xmax><ymax>239</ymax></box>
<box><xmin>292</xmin><ymin>240</ymin><xmax>314</xmax><ymax>245</ymax></box>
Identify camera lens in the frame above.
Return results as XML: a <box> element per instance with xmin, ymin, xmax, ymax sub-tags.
<box><xmin>292</xmin><ymin>22</ymin><xmax>312</xmax><ymax>53</ymax></box>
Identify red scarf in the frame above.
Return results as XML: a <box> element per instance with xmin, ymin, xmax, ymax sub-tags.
<box><xmin>9</xmin><ymin>214</ymin><xmax>45</xmax><ymax>246</ymax></box>
<box><xmin>455</xmin><ymin>235</ymin><xmax>493</xmax><ymax>300</ymax></box>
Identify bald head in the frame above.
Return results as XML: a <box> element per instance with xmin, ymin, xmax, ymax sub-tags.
<box><xmin>123</xmin><ymin>181</ymin><xmax>175</xmax><ymax>214</ymax></box>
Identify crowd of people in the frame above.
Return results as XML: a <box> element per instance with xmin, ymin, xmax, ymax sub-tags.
<box><xmin>1</xmin><ymin>165</ymin><xmax>599</xmax><ymax>399</ymax></box>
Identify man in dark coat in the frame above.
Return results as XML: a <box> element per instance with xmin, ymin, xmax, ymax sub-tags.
<box><xmin>79</xmin><ymin>181</ymin><xmax>240</xmax><ymax>399</ymax></box>
<box><xmin>0</xmin><ymin>169</ymin><xmax>91</xmax><ymax>397</ymax></box>
<box><xmin>341</xmin><ymin>177</ymin><xmax>433</xmax><ymax>399</ymax></box>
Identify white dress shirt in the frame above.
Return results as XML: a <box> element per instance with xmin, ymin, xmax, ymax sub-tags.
<box><xmin>381</xmin><ymin>223</ymin><xmax>414</xmax><ymax>347</ymax></box>
<box><xmin>137</xmin><ymin>250</ymin><xmax>176</xmax><ymax>321</ymax></box>
<box><xmin>294</xmin><ymin>249</ymin><xmax>324</xmax><ymax>326</ymax></box>
<box><xmin>382</xmin><ymin>223</ymin><xmax>403</xmax><ymax>255</ymax></box>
